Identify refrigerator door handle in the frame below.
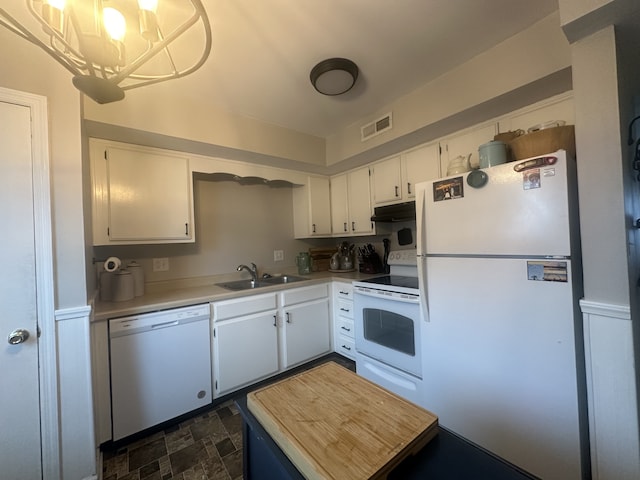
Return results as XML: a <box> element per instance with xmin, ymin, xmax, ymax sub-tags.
<box><xmin>416</xmin><ymin>183</ymin><xmax>427</xmax><ymax>257</ymax></box>
<box><xmin>417</xmin><ymin>256</ymin><xmax>430</xmax><ymax>321</ymax></box>
<box><xmin>415</xmin><ymin>183</ymin><xmax>431</xmax><ymax>321</ymax></box>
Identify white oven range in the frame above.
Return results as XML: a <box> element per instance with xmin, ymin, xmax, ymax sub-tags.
<box><xmin>353</xmin><ymin>249</ymin><xmax>424</xmax><ymax>406</ymax></box>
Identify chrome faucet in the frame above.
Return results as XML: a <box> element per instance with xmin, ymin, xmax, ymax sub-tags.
<box><xmin>237</xmin><ymin>262</ymin><xmax>258</xmax><ymax>282</ymax></box>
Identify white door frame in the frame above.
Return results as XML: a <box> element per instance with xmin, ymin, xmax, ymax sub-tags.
<box><xmin>0</xmin><ymin>86</ymin><xmax>60</xmax><ymax>480</ymax></box>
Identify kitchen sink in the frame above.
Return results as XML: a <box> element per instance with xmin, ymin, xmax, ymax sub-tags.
<box><xmin>216</xmin><ymin>275</ymin><xmax>308</xmax><ymax>291</ymax></box>
<box><xmin>261</xmin><ymin>274</ymin><xmax>307</xmax><ymax>285</ymax></box>
<box><xmin>216</xmin><ymin>279</ymin><xmax>265</xmax><ymax>290</ymax></box>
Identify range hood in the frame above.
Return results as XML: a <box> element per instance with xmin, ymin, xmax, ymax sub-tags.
<box><xmin>370</xmin><ymin>201</ymin><xmax>416</xmax><ymax>223</ymax></box>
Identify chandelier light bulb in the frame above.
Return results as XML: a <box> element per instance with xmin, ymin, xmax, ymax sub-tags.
<box><xmin>103</xmin><ymin>7</ymin><xmax>126</xmax><ymax>41</ymax></box>
<box><xmin>42</xmin><ymin>0</ymin><xmax>66</xmax><ymax>32</ymax></box>
<box><xmin>1</xmin><ymin>0</ymin><xmax>212</xmax><ymax>103</ymax></box>
<box><xmin>138</xmin><ymin>0</ymin><xmax>158</xmax><ymax>13</ymax></box>
<box><xmin>138</xmin><ymin>0</ymin><xmax>159</xmax><ymax>42</ymax></box>
<box><xmin>45</xmin><ymin>0</ymin><xmax>66</xmax><ymax>10</ymax></box>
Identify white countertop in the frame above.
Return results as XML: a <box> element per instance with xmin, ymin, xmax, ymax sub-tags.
<box><xmin>93</xmin><ymin>269</ymin><xmax>377</xmax><ymax>322</ymax></box>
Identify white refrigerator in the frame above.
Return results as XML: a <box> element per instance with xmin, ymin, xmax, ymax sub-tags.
<box><xmin>415</xmin><ymin>150</ymin><xmax>589</xmax><ymax>480</ymax></box>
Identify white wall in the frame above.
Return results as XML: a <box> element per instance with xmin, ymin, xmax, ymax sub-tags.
<box><xmin>326</xmin><ymin>12</ymin><xmax>572</xmax><ymax>165</ymax></box>
<box><xmin>572</xmin><ymin>27</ymin><xmax>628</xmax><ymax>304</ymax></box>
<box><xmin>0</xmin><ymin>28</ymin><xmax>86</xmax><ymax>309</ymax></box>
<box><xmin>0</xmin><ymin>22</ymin><xmax>96</xmax><ymax>480</ymax></box>
<box><xmin>93</xmin><ymin>178</ymin><xmax>338</xmax><ymax>284</ymax></box>
<box><xmin>559</xmin><ymin>0</ymin><xmax>640</xmax><ymax>477</ymax></box>
<box><xmin>82</xmin><ymin>80</ymin><xmax>327</xmax><ymax>167</ymax></box>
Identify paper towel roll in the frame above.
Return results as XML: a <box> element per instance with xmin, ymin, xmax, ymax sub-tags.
<box><xmin>104</xmin><ymin>256</ymin><xmax>121</xmax><ymax>272</ymax></box>
<box><xmin>127</xmin><ymin>261</ymin><xmax>145</xmax><ymax>297</ymax></box>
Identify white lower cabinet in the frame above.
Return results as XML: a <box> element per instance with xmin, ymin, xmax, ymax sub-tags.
<box><xmin>281</xmin><ymin>285</ymin><xmax>331</xmax><ymax>369</ymax></box>
<box><xmin>212</xmin><ymin>293</ymin><xmax>279</xmax><ymax>397</ymax></box>
<box><xmin>212</xmin><ymin>283</ymin><xmax>331</xmax><ymax>397</ymax></box>
<box><xmin>90</xmin><ymin>320</ymin><xmax>112</xmax><ymax>445</ymax></box>
<box><xmin>332</xmin><ymin>282</ymin><xmax>355</xmax><ymax>360</ymax></box>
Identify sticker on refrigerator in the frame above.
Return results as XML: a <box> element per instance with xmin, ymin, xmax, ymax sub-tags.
<box><xmin>433</xmin><ymin>177</ymin><xmax>464</xmax><ymax>202</ymax></box>
<box><xmin>523</xmin><ymin>169</ymin><xmax>541</xmax><ymax>190</ymax></box>
<box><xmin>527</xmin><ymin>261</ymin><xmax>568</xmax><ymax>282</ymax></box>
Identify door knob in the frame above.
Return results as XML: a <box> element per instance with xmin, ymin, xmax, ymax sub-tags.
<box><xmin>7</xmin><ymin>329</ymin><xmax>30</xmax><ymax>345</ymax></box>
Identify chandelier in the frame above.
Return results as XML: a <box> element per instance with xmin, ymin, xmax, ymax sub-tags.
<box><xmin>0</xmin><ymin>0</ymin><xmax>212</xmax><ymax>103</ymax></box>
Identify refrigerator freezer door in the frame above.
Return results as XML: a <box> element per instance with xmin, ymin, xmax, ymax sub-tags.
<box><xmin>418</xmin><ymin>151</ymin><xmax>573</xmax><ymax>257</ymax></box>
<box><xmin>422</xmin><ymin>256</ymin><xmax>584</xmax><ymax>479</ymax></box>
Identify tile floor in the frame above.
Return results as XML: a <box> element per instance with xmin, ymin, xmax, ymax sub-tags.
<box><xmin>101</xmin><ymin>354</ymin><xmax>355</xmax><ymax>480</ymax></box>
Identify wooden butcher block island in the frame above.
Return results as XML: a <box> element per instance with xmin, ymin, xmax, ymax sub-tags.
<box><xmin>247</xmin><ymin>361</ymin><xmax>439</xmax><ymax>480</ymax></box>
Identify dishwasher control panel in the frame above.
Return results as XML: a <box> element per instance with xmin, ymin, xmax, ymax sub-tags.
<box><xmin>109</xmin><ymin>303</ymin><xmax>210</xmax><ymax>337</ymax></box>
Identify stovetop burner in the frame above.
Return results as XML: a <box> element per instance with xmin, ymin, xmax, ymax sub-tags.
<box><xmin>359</xmin><ymin>275</ymin><xmax>419</xmax><ymax>290</ymax></box>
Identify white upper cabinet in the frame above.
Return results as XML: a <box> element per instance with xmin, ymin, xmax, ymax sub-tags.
<box><xmin>292</xmin><ymin>175</ymin><xmax>332</xmax><ymax>238</ymax></box>
<box><xmin>371</xmin><ymin>142</ymin><xmax>440</xmax><ymax>205</ymax></box>
<box><xmin>403</xmin><ymin>142</ymin><xmax>441</xmax><ymax>196</ymax></box>
<box><xmin>440</xmin><ymin>123</ymin><xmax>498</xmax><ymax>174</ymax></box>
<box><xmin>331</xmin><ymin>167</ymin><xmax>375</xmax><ymax>237</ymax></box>
<box><xmin>498</xmin><ymin>93</ymin><xmax>575</xmax><ymax>135</ymax></box>
<box><xmin>330</xmin><ymin>173</ymin><xmax>350</xmax><ymax>235</ymax></box>
<box><xmin>371</xmin><ymin>156</ymin><xmax>403</xmax><ymax>205</ymax></box>
<box><xmin>348</xmin><ymin>167</ymin><xmax>375</xmax><ymax>235</ymax></box>
<box><xmin>91</xmin><ymin>139</ymin><xmax>195</xmax><ymax>245</ymax></box>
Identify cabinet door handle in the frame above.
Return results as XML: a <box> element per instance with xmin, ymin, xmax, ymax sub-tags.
<box><xmin>343</xmin><ymin>222</ymin><xmax>347</xmax><ymax>232</ymax></box>
<box><xmin>339</xmin><ymin>308</ymin><xmax>350</xmax><ymax>313</ymax></box>
<box><xmin>312</xmin><ymin>223</ymin><xmax>316</xmax><ymax>233</ymax></box>
<box><xmin>273</xmin><ymin>315</ymin><xmax>277</xmax><ymax>327</ymax></box>
<box><xmin>286</xmin><ymin>312</ymin><xmax>291</xmax><ymax>323</ymax></box>
<box><xmin>407</xmin><ymin>182</ymin><xmax>412</xmax><ymax>194</ymax></box>
<box><xmin>342</xmin><ymin>344</ymin><xmax>352</xmax><ymax>351</ymax></box>
<box><xmin>340</xmin><ymin>326</ymin><xmax>351</xmax><ymax>332</ymax></box>
<box><xmin>339</xmin><ymin>290</ymin><xmax>350</xmax><ymax>296</ymax></box>
<box><xmin>395</xmin><ymin>185</ymin><xmax>399</xmax><ymax>197</ymax></box>
<box><xmin>351</xmin><ymin>221</ymin><xmax>355</xmax><ymax>231</ymax></box>
<box><xmin>185</xmin><ymin>223</ymin><xmax>189</xmax><ymax>236</ymax></box>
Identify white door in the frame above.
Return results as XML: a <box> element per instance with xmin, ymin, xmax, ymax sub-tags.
<box><xmin>213</xmin><ymin>311</ymin><xmax>280</xmax><ymax>396</ymax></box>
<box><xmin>0</xmin><ymin>99</ymin><xmax>43</xmax><ymax>478</ymax></box>
<box><xmin>283</xmin><ymin>298</ymin><xmax>331</xmax><ymax>368</ymax></box>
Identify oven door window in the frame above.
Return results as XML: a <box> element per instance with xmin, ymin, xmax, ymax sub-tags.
<box><xmin>362</xmin><ymin>308</ymin><xmax>415</xmax><ymax>356</ymax></box>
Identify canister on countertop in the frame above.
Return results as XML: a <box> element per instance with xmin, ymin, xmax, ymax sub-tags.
<box><xmin>112</xmin><ymin>269</ymin><xmax>135</xmax><ymax>302</ymax></box>
<box><xmin>127</xmin><ymin>261</ymin><xmax>145</xmax><ymax>297</ymax></box>
<box><xmin>295</xmin><ymin>252</ymin><xmax>312</xmax><ymax>275</ymax></box>
<box><xmin>100</xmin><ymin>271</ymin><xmax>114</xmax><ymax>301</ymax></box>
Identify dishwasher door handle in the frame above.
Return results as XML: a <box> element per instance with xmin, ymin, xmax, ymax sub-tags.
<box><xmin>151</xmin><ymin>320</ymin><xmax>179</xmax><ymax>329</ymax></box>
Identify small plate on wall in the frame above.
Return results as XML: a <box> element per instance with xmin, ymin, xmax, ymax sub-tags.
<box><xmin>467</xmin><ymin>169</ymin><xmax>488</xmax><ymax>188</ymax></box>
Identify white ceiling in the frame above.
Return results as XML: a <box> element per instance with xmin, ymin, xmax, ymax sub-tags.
<box><xmin>1</xmin><ymin>0</ymin><xmax>559</xmax><ymax>139</ymax></box>
<box><xmin>176</xmin><ymin>0</ymin><xmax>560</xmax><ymax>138</ymax></box>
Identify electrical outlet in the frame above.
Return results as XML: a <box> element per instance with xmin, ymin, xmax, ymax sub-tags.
<box><xmin>153</xmin><ymin>257</ymin><xmax>169</xmax><ymax>272</ymax></box>
<box><xmin>274</xmin><ymin>250</ymin><xmax>284</xmax><ymax>262</ymax></box>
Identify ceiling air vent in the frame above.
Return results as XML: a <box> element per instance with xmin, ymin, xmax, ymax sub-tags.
<box><xmin>361</xmin><ymin>112</ymin><xmax>393</xmax><ymax>141</ymax></box>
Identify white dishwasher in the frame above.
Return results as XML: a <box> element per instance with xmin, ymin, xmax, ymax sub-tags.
<box><xmin>109</xmin><ymin>304</ymin><xmax>212</xmax><ymax>441</ymax></box>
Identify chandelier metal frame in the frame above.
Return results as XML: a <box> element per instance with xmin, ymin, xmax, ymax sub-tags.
<box><xmin>0</xmin><ymin>0</ymin><xmax>212</xmax><ymax>103</ymax></box>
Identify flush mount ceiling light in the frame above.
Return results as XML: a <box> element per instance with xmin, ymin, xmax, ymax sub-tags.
<box><xmin>310</xmin><ymin>58</ymin><xmax>359</xmax><ymax>96</ymax></box>
<box><xmin>0</xmin><ymin>0</ymin><xmax>212</xmax><ymax>104</ymax></box>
